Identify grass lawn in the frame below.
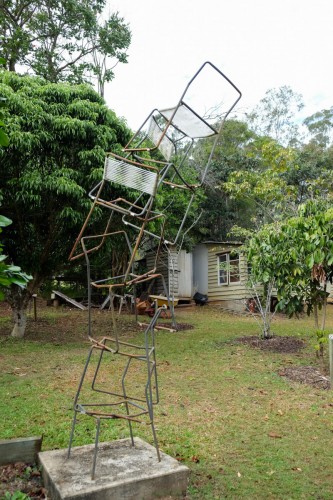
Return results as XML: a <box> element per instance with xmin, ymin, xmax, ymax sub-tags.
<box><xmin>0</xmin><ymin>301</ymin><xmax>332</xmax><ymax>499</ymax></box>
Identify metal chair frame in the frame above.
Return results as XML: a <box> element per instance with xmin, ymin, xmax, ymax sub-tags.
<box><xmin>67</xmin><ymin>306</ymin><xmax>164</xmax><ymax>479</ymax></box>
<box><xmin>119</xmin><ymin>62</ymin><xmax>242</xmax><ymax>247</ymax></box>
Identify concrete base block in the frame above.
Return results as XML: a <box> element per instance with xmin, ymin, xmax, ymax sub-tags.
<box><xmin>38</xmin><ymin>438</ymin><xmax>189</xmax><ymax>500</ymax></box>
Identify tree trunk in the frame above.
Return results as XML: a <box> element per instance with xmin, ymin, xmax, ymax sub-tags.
<box><xmin>313</xmin><ymin>303</ymin><xmax>319</xmax><ymax>329</ymax></box>
<box><xmin>321</xmin><ymin>282</ymin><xmax>327</xmax><ymax>332</ymax></box>
<box><xmin>11</xmin><ymin>307</ymin><xmax>27</xmax><ymax>338</ymax></box>
<box><xmin>8</xmin><ymin>59</ymin><xmax>16</xmax><ymax>72</ymax></box>
<box><xmin>6</xmin><ymin>285</ymin><xmax>32</xmax><ymax>338</ymax></box>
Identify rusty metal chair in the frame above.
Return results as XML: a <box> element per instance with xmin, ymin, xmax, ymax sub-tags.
<box><xmin>124</xmin><ymin>61</ymin><xmax>242</xmax><ymax>185</ymax></box>
<box><xmin>121</xmin><ymin>61</ymin><xmax>242</xmax><ymax>246</ymax></box>
<box><xmin>67</xmin><ymin>305</ymin><xmax>164</xmax><ymax>479</ymax></box>
<box><xmin>68</xmin><ymin>152</ymin><xmax>165</xmax><ymax>271</ymax></box>
<box><xmin>67</xmin><ymin>229</ymin><xmax>173</xmax><ymax>479</ymax></box>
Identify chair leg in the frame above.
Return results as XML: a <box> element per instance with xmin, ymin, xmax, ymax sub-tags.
<box><xmin>150</xmin><ymin>420</ymin><xmax>161</xmax><ymax>462</ymax></box>
<box><xmin>125</xmin><ymin>401</ymin><xmax>135</xmax><ymax>446</ymax></box>
<box><xmin>67</xmin><ymin>410</ymin><xmax>78</xmax><ymax>458</ymax></box>
<box><xmin>92</xmin><ymin>418</ymin><xmax>101</xmax><ymax>480</ymax></box>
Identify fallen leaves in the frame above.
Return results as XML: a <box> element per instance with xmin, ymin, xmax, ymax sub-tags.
<box><xmin>268</xmin><ymin>432</ymin><xmax>282</xmax><ymax>439</ymax></box>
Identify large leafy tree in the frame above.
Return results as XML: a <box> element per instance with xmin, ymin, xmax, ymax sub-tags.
<box><xmin>0</xmin><ymin>70</ymin><xmax>131</xmax><ymax>337</ymax></box>
<box><xmin>224</xmin><ymin>137</ymin><xmax>300</xmax><ymax>230</ymax></box>
<box><xmin>191</xmin><ymin>119</ymin><xmax>258</xmax><ymax>240</ymax></box>
<box><xmin>0</xmin><ymin>0</ymin><xmax>131</xmax><ymax>93</ymax></box>
<box><xmin>0</xmin><ymin>70</ymin><xmax>31</xmax><ymax>298</ymax></box>
<box><xmin>303</xmin><ymin>107</ymin><xmax>333</xmax><ymax>148</ymax></box>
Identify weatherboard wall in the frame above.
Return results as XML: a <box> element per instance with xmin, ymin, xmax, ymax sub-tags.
<box><xmin>206</xmin><ymin>243</ymin><xmax>250</xmax><ymax>303</ymax></box>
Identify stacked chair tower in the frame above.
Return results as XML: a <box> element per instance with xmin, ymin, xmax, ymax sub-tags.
<box><xmin>67</xmin><ymin>61</ymin><xmax>241</xmax><ymax>479</ymax></box>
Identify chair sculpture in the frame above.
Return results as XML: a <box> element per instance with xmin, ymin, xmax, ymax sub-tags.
<box><xmin>67</xmin><ymin>60</ymin><xmax>241</xmax><ymax>478</ymax></box>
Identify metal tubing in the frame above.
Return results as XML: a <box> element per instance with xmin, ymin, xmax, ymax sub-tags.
<box><xmin>91</xmin><ymin>418</ymin><xmax>101</xmax><ymax>480</ymax></box>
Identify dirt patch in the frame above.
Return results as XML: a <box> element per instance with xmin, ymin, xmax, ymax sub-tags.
<box><xmin>236</xmin><ymin>335</ymin><xmax>330</xmax><ymax>390</ymax></box>
<box><xmin>0</xmin><ymin>462</ymin><xmax>46</xmax><ymax>499</ymax></box>
<box><xmin>236</xmin><ymin>335</ymin><xmax>306</xmax><ymax>353</ymax></box>
<box><xmin>0</xmin><ymin>308</ymin><xmax>148</xmax><ymax>345</ymax></box>
<box><xmin>279</xmin><ymin>366</ymin><xmax>330</xmax><ymax>390</ymax></box>
<box><xmin>0</xmin><ymin>300</ymin><xmax>194</xmax><ymax>344</ymax></box>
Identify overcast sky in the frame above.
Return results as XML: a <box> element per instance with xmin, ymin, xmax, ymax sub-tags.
<box><xmin>106</xmin><ymin>0</ymin><xmax>333</xmax><ymax>130</ymax></box>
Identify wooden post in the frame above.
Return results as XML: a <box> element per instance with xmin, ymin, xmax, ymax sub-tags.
<box><xmin>32</xmin><ymin>293</ymin><xmax>37</xmax><ymax>321</ymax></box>
<box><xmin>329</xmin><ymin>334</ymin><xmax>333</xmax><ymax>389</ymax></box>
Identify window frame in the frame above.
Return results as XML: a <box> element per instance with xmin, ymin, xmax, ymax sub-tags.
<box><xmin>217</xmin><ymin>252</ymin><xmax>240</xmax><ymax>286</ymax></box>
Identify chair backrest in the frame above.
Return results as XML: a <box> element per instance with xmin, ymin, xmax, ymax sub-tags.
<box><xmin>147</xmin><ymin>116</ymin><xmax>175</xmax><ymax>161</ymax></box>
<box><xmin>159</xmin><ymin>102</ymin><xmax>217</xmax><ymax>139</ymax></box>
<box><xmin>123</xmin><ymin>61</ymin><xmax>241</xmax><ymax>162</ymax></box>
<box><xmin>104</xmin><ymin>155</ymin><xmax>158</xmax><ymax>196</ymax></box>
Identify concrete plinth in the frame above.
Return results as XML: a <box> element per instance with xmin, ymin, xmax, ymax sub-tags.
<box><xmin>38</xmin><ymin>438</ymin><xmax>189</xmax><ymax>500</ymax></box>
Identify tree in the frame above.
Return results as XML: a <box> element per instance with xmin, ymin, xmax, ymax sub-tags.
<box><xmin>246</xmin><ymin>200</ymin><xmax>333</xmax><ymax>348</ymax></box>
<box><xmin>224</xmin><ymin>137</ymin><xmax>299</xmax><ymax>228</ymax></box>
<box><xmin>0</xmin><ymin>84</ymin><xmax>31</xmax><ymax>299</ymax></box>
<box><xmin>303</xmin><ymin>107</ymin><xmax>333</xmax><ymax>147</ymax></box>
<box><xmin>0</xmin><ymin>56</ymin><xmax>9</xmax><ymax>147</ymax></box>
<box><xmin>0</xmin><ymin>70</ymin><xmax>131</xmax><ymax>337</ymax></box>
<box><xmin>246</xmin><ymin>86</ymin><xmax>304</xmax><ymax>147</ymax></box>
<box><xmin>191</xmin><ymin>119</ymin><xmax>258</xmax><ymax>240</ymax></box>
<box><xmin>0</xmin><ymin>0</ymin><xmax>131</xmax><ymax>89</ymax></box>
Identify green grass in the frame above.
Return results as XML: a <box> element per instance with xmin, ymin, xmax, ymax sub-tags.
<box><xmin>1</xmin><ymin>304</ymin><xmax>333</xmax><ymax>499</ymax></box>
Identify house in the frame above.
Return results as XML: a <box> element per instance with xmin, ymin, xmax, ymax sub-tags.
<box><xmin>144</xmin><ymin>247</ymin><xmax>194</xmax><ymax>301</ymax></box>
<box><xmin>143</xmin><ymin>241</ymin><xmax>251</xmax><ymax>310</ymax></box>
<box><xmin>193</xmin><ymin>241</ymin><xmax>251</xmax><ymax>311</ymax></box>
<box><xmin>144</xmin><ymin>241</ymin><xmax>333</xmax><ymax>312</ymax></box>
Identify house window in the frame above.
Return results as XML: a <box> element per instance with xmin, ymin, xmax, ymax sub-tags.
<box><xmin>218</xmin><ymin>253</ymin><xmax>240</xmax><ymax>285</ymax></box>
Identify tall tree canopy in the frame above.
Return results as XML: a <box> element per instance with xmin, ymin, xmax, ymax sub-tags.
<box><xmin>0</xmin><ymin>0</ymin><xmax>131</xmax><ymax>93</ymax></box>
<box><xmin>0</xmin><ymin>75</ymin><xmax>31</xmax><ymax>299</ymax></box>
<box><xmin>303</xmin><ymin>107</ymin><xmax>333</xmax><ymax>147</ymax></box>
<box><xmin>246</xmin><ymin>86</ymin><xmax>304</xmax><ymax>147</ymax></box>
<box><xmin>0</xmin><ymin>70</ymin><xmax>131</xmax><ymax>336</ymax></box>
<box><xmin>192</xmin><ymin>119</ymin><xmax>258</xmax><ymax>240</ymax></box>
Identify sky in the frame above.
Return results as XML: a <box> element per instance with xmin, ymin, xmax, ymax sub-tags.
<box><xmin>105</xmin><ymin>0</ymin><xmax>333</xmax><ymax>131</ymax></box>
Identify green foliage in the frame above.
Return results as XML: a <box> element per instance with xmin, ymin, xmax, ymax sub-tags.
<box><xmin>0</xmin><ymin>215</ymin><xmax>31</xmax><ymax>300</ymax></box>
<box><xmin>3</xmin><ymin>491</ymin><xmax>30</xmax><ymax>500</ymax></box>
<box><xmin>0</xmin><ymin>82</ymin><xmax>9</xmax><ymax>147</ymax></box>
<box><xmin>192</xmin><ymin>120</ymin><xmax>258</xmax><ymax>240</ymax></box>
<box><xmin>313</xmin><ymin>329</ymin><xmax>330</xmax><ymax>355</ymax></box>
<box><xmin>225</xmin><ymin>137</ymin><xmax>299</xmax><ymax>228</ymax></box>
<box><xmin>246</xmin><ymin>200</ymin><xmax>333</xmax><ymax>322</ymax></box>
<box><xmin>0</xmin><ymin>0</ymin><xmax>131</xmax><ymax>90</ymax></box>
<box><xmin>303</xmin><ymin>107</ymin><xmax>333</xmax><ymax>147</ymax></box>
<box><xmin>0</xmin><ymin>119</ymin><xmax>9</xmax><ymax>147</ymax></box>
<box><xmin>0</xmin><ymin>71</ymin><xmax>131</xmax><ymax>292</ymax></box>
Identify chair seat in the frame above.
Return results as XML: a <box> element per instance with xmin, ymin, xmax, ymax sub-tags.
<box><xmin>159</xmin><ymin>102</ymin><xmax>217</xmax><ymax>139</ymax></box>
